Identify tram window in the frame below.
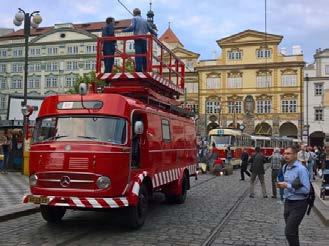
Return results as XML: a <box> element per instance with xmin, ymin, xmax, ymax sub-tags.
<box><xmin>251</xmin><ymin>140</ymin><xmax>255</xmax><ymax>147</ymax></box>
<box><xmin>231</xmin><ymin>136</ymin><xmax>235</xmax><ymax>146</ymax></box>
<box><xmin>265</xmin><ymin>140</ymin><xmax>271</xmax><ymax>147</ymax></box>
<box><xmin>256</xmin><ymin>140</ymin><xmax>263</xmax><ymax>147</ymax></box>
<box><xmin>161</xmin><ymin>119</ymin><xmax>171</xmax><ymax>141</ymax></box>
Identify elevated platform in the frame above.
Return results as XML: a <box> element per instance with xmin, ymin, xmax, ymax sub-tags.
<box><xmin>96</xmin><ymin>35</ymin><xmax>185</xmax><ymax>99</ymax></box>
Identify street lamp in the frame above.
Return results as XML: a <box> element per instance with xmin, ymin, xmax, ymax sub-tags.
<box><xmin>14</xmin><ymin>8</ymin><xmax>42</xmax><ymax>175</ymax></box>
<box><xmin>305</xmin><ymin>74</ymin><xmax>310</xmax><ymax>145</ymax></box>
<box><xmin>14</xmin><ymin>8</ymin><xmax>42</xmax><ymax>109</ymax></box>
<box><xmin>216</xmin><ymin>104</ymin><xmax>221</xmax><ymax>128</ymax></box>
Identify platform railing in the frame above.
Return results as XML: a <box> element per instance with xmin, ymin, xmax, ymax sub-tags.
<box><xmin>96</xmin><ymin>34</ymin><xmax>185</xmax><ymax>91</ymax></box>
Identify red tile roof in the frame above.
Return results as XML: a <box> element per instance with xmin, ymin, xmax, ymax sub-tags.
<box><xmin>0</xmin><ymin>19</ymin><xmax>131</xmax><ymax>40</ymax></box>
<box><xmin>159</xmin><ymin>27</ymin><xmax>182</xmax><ymax>45</ymax></box>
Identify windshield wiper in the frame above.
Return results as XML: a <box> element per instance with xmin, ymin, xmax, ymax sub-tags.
<box><xmin>77</xmin><ymin>135</ymin><xmax>99</xmax><ymax>140</ymax></box>
<box><xmin>42</xmin><ymin>135</ymin><xmax>68</xmax><ymax>142</ymax></box>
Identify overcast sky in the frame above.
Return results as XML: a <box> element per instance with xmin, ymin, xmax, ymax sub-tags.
<box><xmin>1</xmin><ymin>0</ymin><xmax>329</xmax><ymax>63</ymax></box>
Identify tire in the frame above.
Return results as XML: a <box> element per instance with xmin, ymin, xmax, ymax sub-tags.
<box><xmin>166</xmin><ymin>174</ymin><xmax>188</xmax><ymax>204</ymax></box>
<box><xmin>40</xmin><ymin>205</ymin><xmax>66</xmax><ymax>223</ymax></box>
<box><xmin>127</xmin><ymin>184</ymin><xmax>149</xmax><ymax>229</ymax></box>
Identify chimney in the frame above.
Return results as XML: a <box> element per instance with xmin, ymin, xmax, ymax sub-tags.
<box><xmin>280</xmin><ymin>47</ymin><xmax>287</xmax><ymax>55</ymax></box>
<box><xmin>292</xmin><ymin>45</ymin><xmax>302</xmax><ymax>55</ymax></box>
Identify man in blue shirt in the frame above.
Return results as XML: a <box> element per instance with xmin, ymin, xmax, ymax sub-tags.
<box><xmin>123</xmin><ymin>8</ymin><xmax>157</xmax><ymax>72</ymax></box>
<box><xmin>102</xmin><ymin>17</ymin><xmax>116</xmax><ymax>73</ymax></box>
<box><xmin>277</xmin><ymin>145</ymin><xmax>310</xmax><ymax>246</ymax></box>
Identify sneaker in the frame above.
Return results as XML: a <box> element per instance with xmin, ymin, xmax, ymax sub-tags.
<box><xmin>263</xmin><ymin>195</ymin><xmax>268</xmax><ymax>198</ymax></box>
<box><xmin>249</xmin><ymin>194</ymin><xmax>254</xmax><ymax>198</ymax></box>
<box><xmin>271</xmin><ymin>195</ymin><xmax>277</xmax><ymax>199</ymax></box>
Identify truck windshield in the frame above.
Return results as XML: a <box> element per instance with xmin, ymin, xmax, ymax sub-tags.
<box><xmin>32</xmin><ymin>116</ymin><xmax>127</xmax><ymax>144</ymax></box>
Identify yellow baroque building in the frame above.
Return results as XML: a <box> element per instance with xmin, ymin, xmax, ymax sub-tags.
<box><xmin>195</xmin><ymin>30</ymin><xmax>305</xmax><ymax>138</ymax></box>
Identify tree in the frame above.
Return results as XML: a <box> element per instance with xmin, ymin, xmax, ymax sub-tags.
<box><xmin>67</xmin><ymin>71</ymin><xmax>105</xmax><ymax>94</ymax></box>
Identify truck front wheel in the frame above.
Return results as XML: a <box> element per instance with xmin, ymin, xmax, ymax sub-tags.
<box><xmin>40</xmin><ymin>205</ymin><xmax>66</xmax><ymax>223</ymax></box>
<box><xmin>127</xmin><ymin>184</ymin><xmax>149</xmax><ymax>229</ymax></box>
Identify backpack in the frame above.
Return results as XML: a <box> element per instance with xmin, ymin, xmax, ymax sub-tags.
<box><xmin>283</xmin><ymin>164</ymin><xmax>315</xmax><ymax>215</ymax></box>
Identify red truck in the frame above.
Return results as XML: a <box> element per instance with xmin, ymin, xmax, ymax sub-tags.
<box><xmin>23</xmin><ymin>34</ymin><xmax>197</xmax><ymax>229</ymax></box>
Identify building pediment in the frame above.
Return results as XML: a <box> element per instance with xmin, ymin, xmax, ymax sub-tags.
<box><xmin>164</xmin><ymin>47</ymin><xmax>200</xmax><ymax>59</ymax></box>
<box><xmin>217</xmin><ymin>29</ymin><xmax>283</xmax><ymax>48</ymax></box>
<box><xmin>31</xmin><ymin>28</ymin><xmax>97</xmax><ymax>43</ymax></box>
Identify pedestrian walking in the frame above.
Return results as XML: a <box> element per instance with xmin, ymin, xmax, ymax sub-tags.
<box><xmin>269</xmin><ymin>148</ymin><xmax>284</xmax><ymax>198</ymax></box>
<box><xmin>0</xmin><ymin>135</ymin><xmax>11</xmax><ymax>173</ymax></box>
<box><xmin>240</xmin><ymin>148</ymin><xmax>251</xmax><ymax>180</ymax></box>
<box><xmin>249</xmin><ymin>146</ymin><xmax>268</xmax><ymax>198</ymax></box>
<box><xmin>297</xmin><ymin>144</ymin><xmax>310</xmax><ymax>167</ymax></box>
<box><xmin>277</xmin><ymin>145</ymin><xmax>310</xmax><ymax>246</ymax></box>
<box><xmin>225</xmin><ymin>146</ymin><xmax>232</xmax><ymax>166</ymax></box>
<box><xmin>208</xmin><ymin>142</ymin><xmax>218</xmax><ymax>171</ymax></box>
<box><xmin>102</xmin><ymin>17</ymin><xmax>116</xmax><ymax>73</ymax></box>
<box><xmin>307</xmin><ymin>146</ymin><xmax>316</xmax><ymax>180</ymax></box>
<box><xmin>122</xmin><ymin>8</ymin><xmax>157</xmax><ymax>72</ymax></box>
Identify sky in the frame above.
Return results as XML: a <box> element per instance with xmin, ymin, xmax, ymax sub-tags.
<box><xmin>1</xmin><ymin>0</ymin><xmax>329</xmax><ymax>63</ymax></box>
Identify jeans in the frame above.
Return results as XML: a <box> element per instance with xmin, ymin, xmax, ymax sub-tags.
<box><xmin>307</xmin><ymin>161</ymin><xmax>314</xmax><ymax>180</ymax></box>
<box><xmin>134</xmin><ymin>39</ymin><xmax>147</xmax><ymax>72</ymax></box>
<box><xmin>103</xmin><ymin>44</ymin><xmax>115</xmax><ymax>73</ymax></box>
<box><xmin>240</xmin><ymin>163</ymin><xmax>251</xmax><ymax>180</ymax></box>
<box><xmin>271</xmin><ymin>169</ymin><xmax>279</xmax><ymax>197</ymax></box>
<box><xmin>0</xmin><ymin>152</ymin><xmax>9</xmax><ymax>172</ymax></box>
<box><xmin>284</xmin><ymin>200</ymin><xmax>308</xmax><ymax>246</ymax></box>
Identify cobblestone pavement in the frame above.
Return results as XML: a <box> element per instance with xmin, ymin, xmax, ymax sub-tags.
<box><xmin>0</xmin><ymin>172</ymin><xmax>29</xmax><ymax>209</ymax></box>
<box><xmin>0</xmin><ymin>169</ymin><xmax>328</xmax><ymax>245</ymax></box>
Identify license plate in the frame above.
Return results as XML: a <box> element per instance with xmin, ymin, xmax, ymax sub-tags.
<box><xmin>28</xmin><ymin>196</ymin><xmax>49</xmax><ymax>204</ymax></box>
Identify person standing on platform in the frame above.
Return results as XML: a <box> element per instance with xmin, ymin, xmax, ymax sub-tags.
<box><xmin>240</xmin><ymin>148</ymin><xmax>251</xmax><ymax>180</ymax></box>
<box><xmin>297</xmin><ymin>144</ymin><xmax>310</xmax><ymax>167</ymax></box>
<box><xmin>277</xmin><ymin>145</ymin><xmax>310</xmax><ymax>246</ymax></box>
<box><xmin>249</xmin><ymin>147</ymin><xmax>268</xmax><ymax>198</ymax></box>
<box><xmin>102</xmin><ymin>17</ymin><xmax>116</xmax><ymax>73</ymax></box>
<box><xmin>122</xmin><ymin>8</ymin><xmax>157</xmax><ymax>72</ymax></box>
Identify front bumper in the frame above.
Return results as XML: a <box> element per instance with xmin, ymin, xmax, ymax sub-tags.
<box><xmin>23</xmin><ymin>194</ymin><xmax>129</xmax><ymax>209</ymax></box>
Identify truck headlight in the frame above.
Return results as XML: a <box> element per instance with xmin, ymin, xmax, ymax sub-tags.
<box><xmin>96</xmin><ymin>176</ymin><xmax>111</xmax><ymax>189</ymax></box>
<box><xmin>29</xmin><ymin>174</ymin><xmax>38</xmax><ymax>186</ymax></box>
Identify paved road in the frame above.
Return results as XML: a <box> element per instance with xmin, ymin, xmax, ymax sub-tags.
<box><xmin>0</xmin><ymin>169</ymin><xmax>328</xmax><ymax>245</ymax></box>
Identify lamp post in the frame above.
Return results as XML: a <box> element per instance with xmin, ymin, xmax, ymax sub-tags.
<box><xmin>14</xmin><ymin>9</ymin><xmax>42</xmax><ymax>175</ymax></box>
<box><xmin>14</xmin><ymin>8</ymin><xmax>42</xmax><ymax>109</ymax></box>
<box><xmin>305</xmin><ymin>74</ymin><xmax>309</xmax><ymax>145</ymax></box>
<box><xmin>216</xmin><ymin>104</ymin><xmax>221</xmax><ymax>128</ymax></box>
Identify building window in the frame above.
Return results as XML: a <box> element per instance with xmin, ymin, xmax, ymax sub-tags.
<box><xmin>28</xmin><ymin>63</ymin><xmax>42</xmax><ymax>72</ymax></box>
<box><xmin>0</xmin><ymin>64</ymin><xmax>6</xmax><ymax>73</ymax></box>
<box><xmin>256</xmin><ymin>48</ymin><xmax>272</xmax><ymax>58</ymax></box>
<box><xmin>206</xmin><ymin>100</ymin><xmax>220</xmax><ymax>114</ymax></box>
<box><xmin>227</xmin><ymin>50</ymin><xmax>242</xmax><ymax>60</ymax></box>
<box><xmin>47</xmin><ymin>47</ymin><xmax>58</xmax><ymax>55</ymax></box>
<box><xmin>281</xmin><ymin>74</ymin><xmax>297</xmax><ymax>86</ymax></box>
<box><xmin>256</xmin><ymin>75</ymin><xmax>272</xmax><ymax>88</ymax></box>
<box><xmin>65</xmin><ymin>76</ymin><xmax>77</xmax><ymax>87</ymax></box>
<box><xmin>257</xmin><ymin>100</ymin><xmax>271</xmax><ymax>114</ymax></box>
<box><xmin>281</xmin><ymin>100</ymin><xmax>297</xmax><ymax>113</ymax></box>
<box><xmin>13</xmin><ymin>49</ymin><xmax>23</xmax><ymax>57</ymax></box>
<box><xmin>85</xmin><ymin>60</ymin><xmax>96</xmax><ymax>70</ymax></box>
<box><xmin>46</xmin><ymin>62</ymin><xmax>58</xmax><ymax>71</ymax></box>
<box><xmin>27</xmin><ymin>77</ymin><xmax>40</xmax><ymax>89</ymax></box>
<box><xmin>0</xmin><ymin>95</ymin><xmax>6</xmax><ymax>109</ymax></box>
<box><xmin>185</xmin><ymin>102</ymin><xmax>198</xmax><ymax>113</ymax></box>
<box><xmin>228</xmin><ymin>101</ymin><xmax>242</xmax><ymax>114</ymax></box>
<box><xmin>29</xmin><ymin>47</ymin><xmax>41</xmax><ymax>56</ymax></box>
<box><xmin>227</xmin><ymin>76</ymin><xmax>242</xmax><ymax>88</ymax></box>
<box><xmin>206</xmin><ymin>76</ymin><xmax>220</xmax><ymax>89</ymax></box>
<box><xmin>0</xmin><ymin>49</ymin><xmax>7</xmax><ymax>57</ymax></box>
<box><xmin>11</xmin><ymin>77</ymin><xmax>23</xmax><ymax>89</ymax></box>
<box><xmin>12</xmin><ymin>63</ymin><xmax>23</xmax><ymax>73</ymax></box>
<box><xmin>67</xmin><ymin>46</ymin><xmax>79</xmax><ymax>54</ymax></box>
<box><xmin>314</xmin><ymin>108</ymin><xmax>323</xmax><ymax>121</ymax></box>
<box><xmin>86</xmin><ymin>45</ymin><xmax>96</xmax><ymax>53</ymax></box>
<box><xmin>185</xmin><ymin>83</ymin><xmax>198</xmax><ymax>93</ymax></box>
<box><xmin>46</xmin><ymin>76</ymin><xmax>58</xmax><ymax>88</ymax></box>
<box><xmin>0</xmin><ymin>77</ymin><xmax>7</xmax><ymax>89</ymax></box>
<box><xmin>185</xmin><ymin>60</ymin><xmax>194</xmax><ymax>70</ymax></box>
<box><xmin>67</xmin><ymin>61</ymin><xmax>79</xmax><ymax>70</ymax></box>
<box><xmin>314</xmin><ymin>83</ymin><xmax>323</xmax><ymax>96</ymax></box>
<box><xmin>325</xmin><ymin>65</ymin><xmax>329</xmax><ymax>75</ymax></box>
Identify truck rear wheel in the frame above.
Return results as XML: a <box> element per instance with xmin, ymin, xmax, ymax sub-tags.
<box><xmin>165</xmin><ymin>173</ymin><xmax>188</xmax><ymax>204</ymax></box>
<box><xmin>127</xmin><ymin>183</ymin><xmax>149</xmax><ymax>229</ymax></box>
<box><xmin>40</xmin><ymin>205</ymin><xmax>66</xmax><ymax>223</ymax></box>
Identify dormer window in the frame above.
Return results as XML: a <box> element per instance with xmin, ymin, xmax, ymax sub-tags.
<box><xmin>227</xmin><ymin>49</ymin><xmax>242</xmax><ymax>60</ymax></box>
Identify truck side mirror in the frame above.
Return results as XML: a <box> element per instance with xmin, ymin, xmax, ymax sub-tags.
<box><xmin>79</xmin><ymin>83</ymin><xmax>88</xmax><ymax>95</ymax></box>
<box><xmin>134</xmin><ymin>121</ymin><xmax>144</xmax><ymax>135</ymax></box>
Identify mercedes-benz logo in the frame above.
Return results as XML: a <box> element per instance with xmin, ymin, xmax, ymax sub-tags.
<box><xmin>60</xmin><ymin>176</ymin><xmax>71</xmax><ymax>187</ymax></box>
